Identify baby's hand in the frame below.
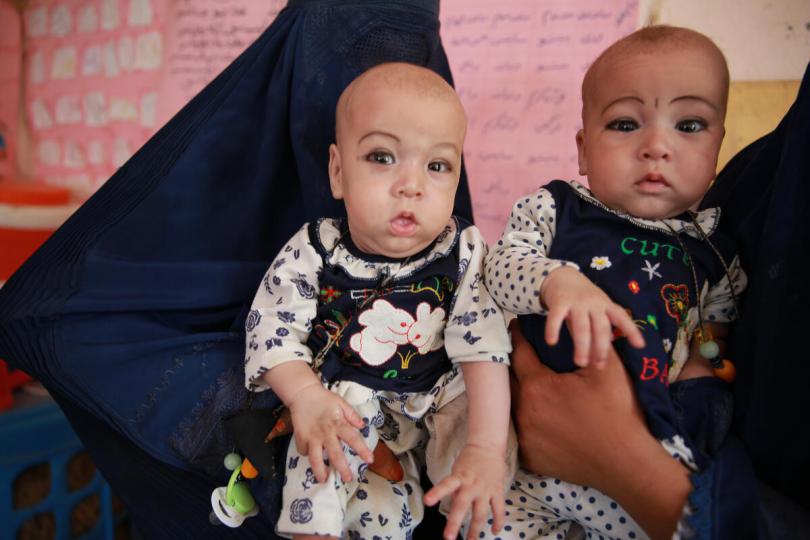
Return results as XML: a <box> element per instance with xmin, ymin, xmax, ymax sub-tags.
<box><xmin>423</xmin><ymin>444</ymin><xmax>507</xmax><ymax>540</ymax></box>
<box><xmin>541</xmin><ymin>267</ymin><xmax>645</xmax><ymax>367</ymax></box>
<box><xmin>287</xmin><ymin>384</ymin><xmax>374</xmax><ymax>483</ymax></box>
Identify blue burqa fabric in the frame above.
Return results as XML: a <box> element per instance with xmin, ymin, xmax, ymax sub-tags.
<box><xmin>0</xmin><ymin>0</ymin><xmax>468</xmax><ymax>536</ymax></box>
<box><xmin>701</xmin><ymin>61</ymin><xmax>810</xmax><ymax>530</ymax></box>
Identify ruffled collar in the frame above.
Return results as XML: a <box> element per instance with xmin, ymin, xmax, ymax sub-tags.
<box><xmin>566</xmin><ymin>180</ymin><xmax>720</xmax><ymax>239</ymax></box>
<box><xmin>311</xmin><ymin>217</ymin><xmax>460</xmax><ymax>281</ymax></box>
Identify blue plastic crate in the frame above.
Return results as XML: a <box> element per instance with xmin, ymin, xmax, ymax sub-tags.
<box><xmin>0</xmin><ymin>393</ymin><xmax>114</xmax><ymax>540</ymax></box>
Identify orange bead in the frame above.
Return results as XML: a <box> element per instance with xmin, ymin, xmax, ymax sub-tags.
<box><xmin>241</xmin><ymin>458</ymin><xmax>259</xmax><ymax>479</ymax></box>
<box><xmin>713</xmin><ymin>358</ymin><xmax>736</xmax><ymax>383</ymax></box>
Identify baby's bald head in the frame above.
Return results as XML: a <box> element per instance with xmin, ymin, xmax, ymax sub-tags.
<box><xmin>335</xmin><ymin>62</ymin><xmax>466</xmax><ymax>144</ymax></box>
<box><xmin>582</xmin><ymin>25</ymin><xmax>729</xmax><ymax>120</ymax></box>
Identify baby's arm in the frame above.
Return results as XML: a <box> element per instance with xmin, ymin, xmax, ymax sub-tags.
<box><xmin>244</xmin><ymin>224</ymin><xmax>373</xmax><ymax>482</ymax></box>
<box><xmin>425</xmin><ymin>225</ymin><xmax>513</xmax><ymax>540</ymax></box>
<box><xmin>485</xmin><ymin>187</ymin><xmax>643</xmax><ymax>366</ymax></box>
<box><xmin>424</xmin><ymin>362</ymin><xmax>510</xmax><ymax>540</ymax></box>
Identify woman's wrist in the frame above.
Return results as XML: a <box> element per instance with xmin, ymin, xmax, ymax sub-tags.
<box><xmin>602</xmin><ymin>432</ymin><xmax>691</xmax><ymax>540</ymax></box>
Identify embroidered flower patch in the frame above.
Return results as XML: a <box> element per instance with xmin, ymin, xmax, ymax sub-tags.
<box><xmin>590</xmin><ymin>256</ymin><xmax>612</xmax><ymax>270</ymax></box>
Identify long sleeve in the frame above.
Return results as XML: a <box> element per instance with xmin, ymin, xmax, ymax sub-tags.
<box><xmin>484</xmin><ymin>187</ymin><xmax>579</xmax><ymax>315</ymax></box>
<box><xmin>445</xmin><ymin>225</ymin><xmax>512</xmax><ymax>364</ymax></box>
<box><xmin>702</xmin><ymin>255</ymin><xmax>747</xmax><ymax>323</ymax></box>
<box><xmin>244</xmin><ymin>224</ymin><xmax>323</xmax><ymax>391</ymax></box>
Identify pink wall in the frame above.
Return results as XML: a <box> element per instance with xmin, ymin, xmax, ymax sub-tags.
<box><xmin>0</xmin><ymin>2</ymin><xmax>21</xmax><ymax>182</ymax></box>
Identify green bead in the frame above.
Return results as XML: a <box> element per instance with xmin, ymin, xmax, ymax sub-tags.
<box><xmin>224</xmin><ymin>452</ymin><xmax>242</xmax><ymax>471</ymax></box>
<box><xmin>230</xmin><ymin>481</ymin><xmax>256</xmax><ymax>515</ymax></box>
<box><xmin>699</xmin><ymin>340</ymin><xmax>720</xmax><ymax>360</ymax></box>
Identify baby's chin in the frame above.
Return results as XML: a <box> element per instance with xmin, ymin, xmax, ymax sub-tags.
<box><xmin>355</xmin><ymin>236</ymin><xmax>434</xmax><ymax>259</ymax></box>
<box><xmin>616</xmin><ymin>200</ymin><xmax>696</xmax><ymax>221</ymax></box>
<box><xmin>377</xmin><ymin>239</ymin><xmax>433</xmax><ymax>259</ymax></box>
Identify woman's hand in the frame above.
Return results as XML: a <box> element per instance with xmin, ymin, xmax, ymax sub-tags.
<box><xmin>509</xmin><ymin>320</ymin><xmax>692</xmax><ymax>539</ymax></box>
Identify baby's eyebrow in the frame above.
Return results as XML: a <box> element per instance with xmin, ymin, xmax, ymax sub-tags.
<box><xmin>669</xmin><ymin>95</ymin><xmax>720</xmax><ymax>112</ymax></box>
<box><xmin>358</xmin><ymin>131</ymin><xmax>400</xmax><ymax>144</ymax></box>
<box><xmin>600</xmin><ymin>96</ymin><xmax>644</xmax><ymax>114</ymax></box>
<box><xmin>432</xmin><ymin>142</ymin><xmax>461</xmax><ymax>155</ymax></box>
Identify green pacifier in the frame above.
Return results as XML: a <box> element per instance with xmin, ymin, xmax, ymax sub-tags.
<box><xmin>226</xmin><ymin>465</ymin><xmax>256</xmax><ymax>515</ymax></box>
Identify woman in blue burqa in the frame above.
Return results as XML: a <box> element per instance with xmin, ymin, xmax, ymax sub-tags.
<box><xmin>0</xmin><ymin>1</ymin><xmax>470</xmax><ymax>537</ymax></box>
<box><xmin>1</xmin><ymin>0</ymin><xmax>808</xmax><ymax>535</ymax></box>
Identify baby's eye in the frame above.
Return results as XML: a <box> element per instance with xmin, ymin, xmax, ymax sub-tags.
<box><xmin>676</xmin><ymin>119</ymin><xmax>707</xmax><ymax>133</ymax></box>
<box><xmin>606</xmin><ymin>119</ymin><xmax>638</xmax><ymax>132</ymax></box>
<box><xmin>427</xmin><ymin>161</ymin><xmax>451</xmax><ymax>173</ymax></box>
<box><xmin>366</xmin><ymin>151</ymin><xmax>394</xmax><ymax>165</ymax></box>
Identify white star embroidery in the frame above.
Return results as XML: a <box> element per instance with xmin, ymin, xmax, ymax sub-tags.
<box><xmin>642</xmin><ymin>260</ymin><xmax>662</xmax><ymax>280</ymax></box>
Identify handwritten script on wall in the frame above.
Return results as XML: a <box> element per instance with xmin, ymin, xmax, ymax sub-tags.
<box><xmin>440</xmin><ymin>0</ymin><xmax>638</xmax><ymax>242</ymax></box>
<box><xmin>159</xmin><ymin>0</ymin><xmax>286</xmax><ymax>119</ymax></box>
<box><xmin>13</xmin><ymin>0</ymin><xmax>637</xmax><ymax>241</ymax></box>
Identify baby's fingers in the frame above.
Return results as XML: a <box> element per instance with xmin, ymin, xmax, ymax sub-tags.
<box><xmin>338</xmin><ymin>423</ymin><xmax>374</xmax><ymax>465</ymax></box>
<box><xmin>424</xmin><ymin>475</ymin><xmax>460</xmax><ymax>507</ymax></box>
<box><xmin>325</xmin><ymin>437</ymin><xmax>353</xmax><ymax>483</ymax></box>
<box><xmin>444</xmin><ymin>484</ymin><xmax>473</xmax><ymax>540</ymax></box>
<box><xmin>567</xmin><ymin>309</ymin><xmax>592</xmax><ymax>367</ymax></box>
<box><xmin>339</xmin><ymin>399</ymin><xmax>366</xmax><ymax>430</ymax></box>
<box><xmin>490</xmin><ymin>495</ymin><xmax>505</xmax><ymax>534</ymax></box>
<box><xmin>607</xmin><ymin>305</ymin><xmax>645</xmax><ymax>349</ymax></box>
<box><xmin>465</xmin><ymin>498</ymin><xmax>490</xmax><ymax>540</ymax></box>
<box><xmin>307</xmin><ymin>441</ymin><xmax>328</xmax><ymax>483</ymax></box>
<box><xmin>590</xmin><ymin>312</ymin><xmax>614</xmax><ymax>367</ymax></box>
<box><xmin>544</xmin><ymin>305</ymin><xmax>568</xmax><ymax>346</ymax></box>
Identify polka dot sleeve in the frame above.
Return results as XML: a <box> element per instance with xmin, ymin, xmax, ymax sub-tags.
<box><xmin>484</xmin><ymin>187</ymin><xmax>580</xmax><ymax>315</ymax></box>
<box><xmin>444</xmin><ymin>225</ymin><xmax>512</xmax><ymax>365</ymax></box>
<box><xmin>702</xmin><ymin>255</ymin><xmax>747</xmax><ymax>323</ymax></box>
<box><xmin>243</xmin><ymin>224</ymin><xmax>323</xmax><ymax>392</ymax></box>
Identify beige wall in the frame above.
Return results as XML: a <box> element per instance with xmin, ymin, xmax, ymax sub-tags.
<box><xmin>638</xmin><ymin>0</ymin><xmax>809</xmax><ymax>168</ymax></box>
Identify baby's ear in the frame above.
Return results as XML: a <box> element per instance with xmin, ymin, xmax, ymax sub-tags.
<box><xmin>328</xmin><ymin>144</ymin><xmax>344</xmax><ymax>199</ymax></box>
<box><xmin>575</xmin><ymin>130</ymin><xmax>588</xmax><ymax>176</ymax></box>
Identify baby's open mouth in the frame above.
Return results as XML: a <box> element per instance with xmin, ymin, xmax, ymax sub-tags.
<box><xmin>390</xmin><ymin>213</ymin><xmax>417</xmax><ymax>236</ymax></box>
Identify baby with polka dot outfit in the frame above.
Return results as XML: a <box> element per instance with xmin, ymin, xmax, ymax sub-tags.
<box><xmin>484</xmin><ymin>26</ymin><xmax>746</xmax><ymax>539</ymax></box>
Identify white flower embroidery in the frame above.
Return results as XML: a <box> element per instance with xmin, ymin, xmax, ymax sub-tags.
<box><xmin>662</xmin><ymin>338</ymin><xmax>673</xmax><ymax>353</ymax></box>
<box><xmin>590</xmin><ymin>256</ymin><xmax>612</xmax><ymax>270</ymax></box>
